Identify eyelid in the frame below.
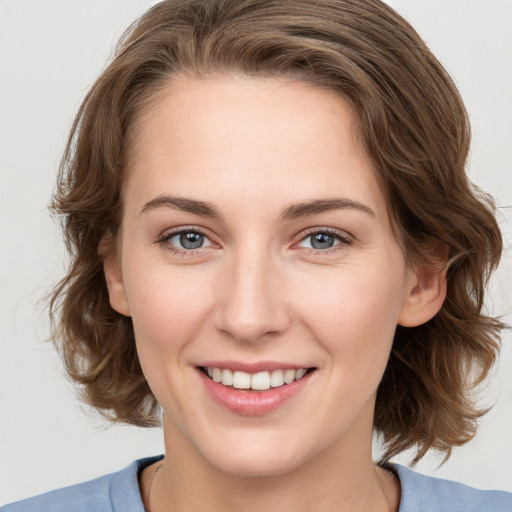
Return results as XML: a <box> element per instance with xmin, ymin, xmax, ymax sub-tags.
<box><xmin>155</xmin><ymin>225</ymin><xmax>219</xmax><ymax>254</ymax></box>
<box><xmin>154</xmin><ymin>225</ymin><xmax>352</xmax><ymax>256</ymax></box>
<box><xmin>157</xmin><ymin>225</ymin><xmax>210</xmax><ymax>240</ymax></box>
<box><xmin>292</xmin><ymin>227</ymin><xmax>353</xmax><ymax>252</ymax></box>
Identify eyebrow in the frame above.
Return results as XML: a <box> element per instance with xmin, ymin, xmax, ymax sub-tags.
<box><xmin>140</xmin><ymin>195</ymin><xmax>375</xmax><ymax>220</ymax></box>
<box><xmin>141</xmin><ymin>195</ymin><xmax>222</xmax><ymax>218</ymax></box>
<box><xmin>279</xmin><ymin>198</ymin><xmax>375</xmax><ymax>220</ymax></box>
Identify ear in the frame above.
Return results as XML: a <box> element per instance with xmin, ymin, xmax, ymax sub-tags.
<box><xmin>397</xmin><ymin>246</ymin><xmax>448</xmax><ymax>328</ymax></box>
<box><xmin>98</xmin><ymin>234</ymin><xmax>131</xmax><ymax>317</ymax></box>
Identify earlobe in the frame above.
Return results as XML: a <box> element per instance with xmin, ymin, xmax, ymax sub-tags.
<box><xmin>98</xmin><ymin>235</ymin><xmax>131</xmax><ymax>317</ymax></box>
<box><xmin>397</xmin><ymin>263</ymin><xmax>447</xmax><ymax>328</ymax></box>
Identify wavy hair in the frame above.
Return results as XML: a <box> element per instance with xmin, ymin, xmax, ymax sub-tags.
<box><xmin>49</xmin><ymin>0</ymin><xmax>504</xmax><ymax>463</ymax></box>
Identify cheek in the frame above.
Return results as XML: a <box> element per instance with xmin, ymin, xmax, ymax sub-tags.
<box><xmin>124</xmin><ymin>262</ymin><xmax>216</xmax><ymax>357</ymax></box>
<box><xmin>293</xmin><ymin>259</ymin><xmax>406</xmax><ymax>374</ymax></box>
<box><xmin>122</xmin><ymin>262</ymin><xmax>218</xmax><ymax>418</ymax></box>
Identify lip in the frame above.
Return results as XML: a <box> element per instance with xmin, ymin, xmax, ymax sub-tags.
<box><xmin>197</xmin><ymin>365</ymin><xmax>315</xmax><ymax>416</ymax></box>
<box><xmin>199</xmin><ymin>360</ymin><xmax>309</xmax><ymax>373</ymax></box>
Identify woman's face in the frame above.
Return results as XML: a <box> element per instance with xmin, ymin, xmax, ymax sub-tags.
<box><xmin>106</xmin><ymin>75</ymin><xmax>434</xmax><ymax>476</ymax></box>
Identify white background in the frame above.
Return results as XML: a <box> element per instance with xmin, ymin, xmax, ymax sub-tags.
<box><xmin>1</xmin><ymin>0</ymin><xmax>511</xmax><ymax>505</ymax></box>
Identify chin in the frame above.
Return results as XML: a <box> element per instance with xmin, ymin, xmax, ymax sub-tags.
<box><xmin>209</xmin><ymin>452</ymin><xmax>304</xmax><ymax>478</ymax></box>
<box><xmin>197</xmin><ymin>431</ymin><xmax>313</xmax><ymax>478</ymax></box>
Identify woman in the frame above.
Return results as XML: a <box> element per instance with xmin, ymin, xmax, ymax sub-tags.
<box><xmin>3</xmin><ymin>0</ymin><xmax>510</xmax><ymax>510</ymax></box>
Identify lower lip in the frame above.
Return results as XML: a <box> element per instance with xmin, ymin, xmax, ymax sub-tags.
<box><xmin>198</xmin><ymin>369</ymin><xmax>314</xmax><ymax>416</ymax></box>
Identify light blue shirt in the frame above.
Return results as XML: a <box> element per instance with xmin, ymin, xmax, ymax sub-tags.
<box><xmin>3</xmin><ymin>456</ymin><xmax>511</xmax><ymax>511</ymax></box>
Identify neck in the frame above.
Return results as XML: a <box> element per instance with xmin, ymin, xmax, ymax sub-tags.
<box><xmin>143</xmin><ymin>414</ymin><xmax>399</xmax><ymax>512</ymax></box>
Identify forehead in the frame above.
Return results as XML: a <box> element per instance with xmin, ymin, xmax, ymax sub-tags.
<box><xmin>124</xmin><ymin>75</ymin><xmax>387</xmax><ymax>220</ymax></box>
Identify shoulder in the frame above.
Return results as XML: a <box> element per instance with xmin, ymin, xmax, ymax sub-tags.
<box><xmin>1</xmin><ymin>456</ymin><xmax>163</xmax><ymax>512</ymax></box>
<box><xmin>393</xmin><ymin>464</ymin><xmax>512</xmax><ymax>512</ymax></box>
<box><xmin>1</xmin><ymin>473</ymin><xmax>116</xmax><ymax>512</ymax></box>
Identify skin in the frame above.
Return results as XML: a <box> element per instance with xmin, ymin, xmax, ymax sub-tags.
<box><xmin>103</xmin><ymin>75</ymin><xmax>446</xmax><ymax>512</ymax></box>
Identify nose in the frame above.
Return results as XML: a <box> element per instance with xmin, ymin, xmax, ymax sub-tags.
<box><xmin>214</xmin><ymin>250</ymin><xmax>290</xmax><ymax>344</ymax></box>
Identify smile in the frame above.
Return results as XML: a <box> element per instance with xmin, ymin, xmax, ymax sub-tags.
<box><xmin>201</xmin><ymin>367</ymin><xmax>311</xmax><ymax>391</ymax></box>
<box><xmin>198</xmin><ymin>364</ymin><xmax>317</xmax><ymax>415</ymax></box>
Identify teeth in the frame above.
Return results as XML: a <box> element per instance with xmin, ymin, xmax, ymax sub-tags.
<box><xmin>295</xmin><ymin>368</ymin><xmax>307</xmax><ymax>380</ymax></box>
<box><xmin>270</xmin><ymin>369</ymin><xmax>284</xmax><ymax>387</ymax></box>
<box><xmin>251</xmin><ymin>371</ymin><xmax>270</xmax><ymax>391</ymax></box>
<box><xmin>221</xmin><ymin>368</ymin><xmax>233</xmax><ymax>386</ymax></box>
<box><xmin>232</xmin><ymin>371</ymin><xmax>251</xmax><ymax>389</ymax></box>
<box><xmin>212</xmin><ymin>367</ymin><xmax>222</xmax><ymax>383</ymax></box>
<box><xmin>204</xmin><ymin>367</ymin><xmax>309</xmax><ymax>390</ymax></box>
<box><xmin>284</xmin><ymin>369</ymin><xmax>296</xmax><ymax>384</ymax></box>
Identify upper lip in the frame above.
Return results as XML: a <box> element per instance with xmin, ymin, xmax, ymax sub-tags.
<box><xmin>198</xmin><ymin>361</ymin><xmax>314</xmax><ymax>373</ymax></box>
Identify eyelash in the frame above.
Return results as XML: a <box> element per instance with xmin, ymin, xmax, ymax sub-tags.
<box><xmin>155</xmin><ymin>227</ymin><xmax>352</xmax><ymax>256</ymax></box>
<box><xmin>296</xmin><ymin>227</ymin><xmax>352</xmax><ymax>254</ymax></box>
<box><xmin>155</xmin><ymin>226</ymin><xmax>212</xmax><ymax>257</ymax></box>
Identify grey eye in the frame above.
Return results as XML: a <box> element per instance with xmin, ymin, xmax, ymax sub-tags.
<box><xmin>166</xmin><ymin>231</ymin><xmax>212</xmax><ymax>250</ymax></box>
<box><xmin>179</xmin><ymin>232</ymin><xmax>205</xmax><ymax>249</ymax></box>
<box><xmin>309</xmin><ymin>233</ymin><xmax>337</xmax><ymax>250</ymax></box>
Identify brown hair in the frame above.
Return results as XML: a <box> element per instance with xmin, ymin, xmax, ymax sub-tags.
<box><xmin>50</xmin><ymin>0</ymin><xmax>504</xmax><ymax>463</ymax></box>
